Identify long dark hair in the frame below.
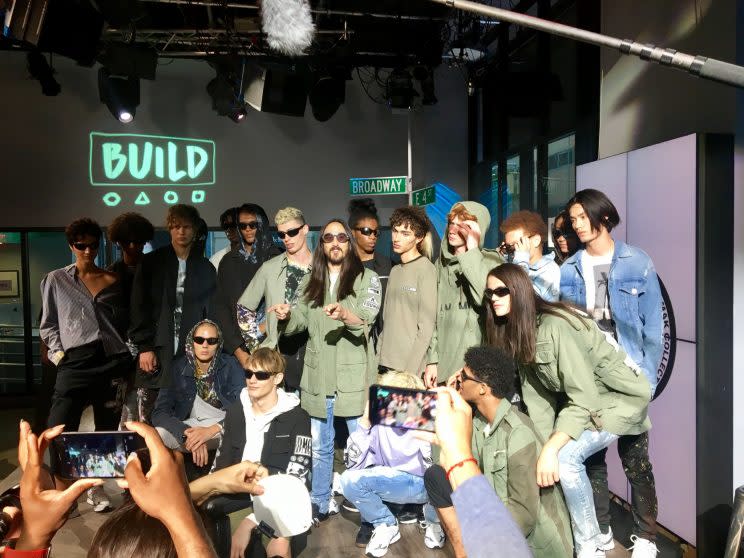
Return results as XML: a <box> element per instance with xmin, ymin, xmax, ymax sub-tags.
<box><xmin>483</xmin><ymin>263</ymin><xmax>587</xmax><ymax>363</ymax></box>
<box><xmin>304</xmin><ymin>219</ymin><xmax>364</xmax><ymax>307</ymax></box>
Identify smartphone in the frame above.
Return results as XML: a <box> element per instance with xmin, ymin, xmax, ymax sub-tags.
<box><xmin>50</xmin><ymin>431</ymin><xmax>150</xmax><ymax>479</ymax></box>
<box><xmin>369</xmin><ymin>384</ymin><xmax>438</xmax><ymax>432</ymax></box>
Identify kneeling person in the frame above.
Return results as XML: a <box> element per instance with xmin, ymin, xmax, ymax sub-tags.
<box><xmin>424</xmin><ymin>346</ymin><xmax>574</xmax><ymax>558</ymax></box>
<box><xmin>152</xmin><ymin>319</ymin><xmax>245</xmax><ymax>468</ymax></box>
<box><xmin>212</xmin><ymin>347</ymin><xmax>312</xmax><ymax>558</ymax></box>
<box><xmin>341</xmin><ymin>372</ymin><xmax>437</xmax><ymax>558</ymax></box>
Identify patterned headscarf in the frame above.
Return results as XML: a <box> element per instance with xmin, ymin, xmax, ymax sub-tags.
<box><xmin>184</xmin><ymin>319</ymin><xmax>224</xmax><ymax>377</ymax></box>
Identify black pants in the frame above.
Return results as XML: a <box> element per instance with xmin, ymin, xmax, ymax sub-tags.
<box><xmin>278</xmin><ymin>331</ymin><xmax>308</xmax><ymax>393</ymax></box>
<box><xmin>424</xmin><ymin>464</ymin><xmax>454</xmax><ymax>509</ymax></box>
<box><xmin>585</xmin><ymin>431</ymin><xmax>658</xmax><ymax>540</ymax></box>
<box><xmin>48</xmin><ymin>342</ymin><xmax>132</xmax><ymax>431</ymax></box>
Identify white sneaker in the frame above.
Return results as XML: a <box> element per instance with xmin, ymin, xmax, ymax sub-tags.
<box><xmin>598</xmin><ymin>527</ymin><xmax>615</xmax><ymax>550</ymax></box>
<box><xmin>424</xmin><ymin>522</ymin><xmax>445</xmax><ymax>549</ymax></box>
<box><xmin>332</xmin><ymin>472</ymin><xmax>343</xmax><ymax>496</ymax></box>
<box><xmin>86</xmin><ymin>486</ymin><xmax>112</xmax><ymax>513</ymax></box>
<box><xmin>328</xmin><ymin>496</ymin><xmax>341</xmax><ymax>515</ymax></box>
<box><xmin>365</xmin><ymin>521</ymin><xmax>401</xmax><ymax>557</ymax></box>
<box><xmin>629</xmin><ymin>535</ymin><xmax>659</xmax><ymax>557</ymax></box>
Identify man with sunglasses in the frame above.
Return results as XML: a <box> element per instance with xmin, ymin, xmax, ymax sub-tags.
<box><xmin>209</xmin><ymin>207</ymin><xmax>240</xmax><ymax>271</ymax></box>
<box><xmin>238</xmin><ymin>207</ymin><xmax>312</xmax><ymax>392</ymax></box>
<box><xmin>268</xmin><ymin>218</ymin><xmax>381</xmax><ymax>523</ymax></box>
<box><xmin>214</xmin><ymin>203</ymin><xmax>281</xmax><ymax>371</ymax></box>
<box><xmin>152</xmin><ymin>319</ymin><xmax>244</xmax><ymax>470</ymax></box>
<box><xmin>423</xmin><ymin>346</ymin><xmax>574</xmax><ymax>558</ymax></box>
<box><xmin>499</xmin><ymin>210</ymin><xmax>561</xmax><ymax>302</ymax></box>
<box><xmin>40</xmin><ymin>217</ymin><xmax>133</xmax><ymax>512</ymax></box>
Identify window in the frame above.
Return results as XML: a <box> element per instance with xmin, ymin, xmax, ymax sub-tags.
<box><xmin>546</xmin><ymin>134</ymin><xmax>576</xmax><ymax>218</ymax></box>
<box><xmin>504</xmin><ymin>154</ymin><xmax>521</xmax><ymax>218</ymax></box>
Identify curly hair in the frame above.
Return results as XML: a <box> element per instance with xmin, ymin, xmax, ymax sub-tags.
<box><xmin>65</xmin><ymin>218</ymin><xmax>102</xmax><ymax>244</ymax></box>
<box><xmin>165</xmin><ymin>204</ymin><xmax>200</xmax><ymax>229</ymax></box>
<box><xmin>348</xmin><ymin>198</ymin><xmax>379</xmax><ymax>228</ymax></box>
<box><xmin>390</xmin><ymin>206</ymin><xmax>430</xmax><ymax>239</ymax></box>
<box><xmin>108</xmin><ymin>212</ymin><xmax>155</xmax><ymax>245</ymax></box>
<box><xmin>463</xmin><ymin>345</ymin><xmax>516</xmax><ymax>399</ymax></box>
<box><xmin>500</xmin><ymin>210</ymin><xmax>548</xmax><ymax>242</ymax></box>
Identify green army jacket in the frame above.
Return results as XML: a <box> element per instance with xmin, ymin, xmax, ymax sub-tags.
<box><xmin>282</xmin><ymin>268</ymin><xmax>380</xmax><ymax>419</ymax></box>
<box><xmin>520</xmin><ymin>309</ymin><xmax>653</xmax><ymax>443</ymax></box>
<box><xmin>473</xmin><ymin>400</ymin><xmax>574</xmax><ymax>558</ymax></box>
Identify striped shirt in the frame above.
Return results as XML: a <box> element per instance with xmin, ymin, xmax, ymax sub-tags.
<box><xmin>40</xmin><ymin>264</ymin><xmax>129</xmax><ymax>363</ymax></box>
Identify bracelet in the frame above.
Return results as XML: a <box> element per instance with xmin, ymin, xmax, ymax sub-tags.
<box><xmin>445</xmin><ymin>457</ymin><xmax>478</xmax><ymax>481</ymax></box>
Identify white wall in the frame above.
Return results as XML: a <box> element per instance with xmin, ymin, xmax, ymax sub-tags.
<box><xmin>0</xmin><ymin>53</ymin><xmax>467</xmax><ymax>227</ymax></box>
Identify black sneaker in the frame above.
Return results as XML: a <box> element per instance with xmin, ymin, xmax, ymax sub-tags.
<box><xmin>311</xmin><ymin>503</ymin><xmax>330</xmax><ymax>527</ymax></box>
<box><xmin>342</xmin><ymin>498</ymin><xmax>359</xmax><ymax>513</ymax></box>
<box><xmin>394</xmin><ymin>503</ymin><xmax>420</xmax><ymax>525</ymax></box>
<box><xmin>355</xmin><ymin>521</ymin><xmax>374</xmax><ymax>547</ymax></box>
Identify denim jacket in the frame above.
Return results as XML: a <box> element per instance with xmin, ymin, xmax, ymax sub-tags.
<box><xmin>559</xmin><ymin>241</ymin><xmax>663</xmax><ymax>392</ymax></box>
<box><xmin>151</xmin><ymin>352</ymin><xmax>246</xmax><ymax>441</ymax></box>
<box><xmin>512</xmin><ymin>251</ymin><xmax>561</xmax><ymax>302</ymax></box>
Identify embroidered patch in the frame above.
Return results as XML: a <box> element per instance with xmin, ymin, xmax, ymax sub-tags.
<box><xmin>294</xmin><ymin>435</ymin><xmax>312</xmax><ymax>457</ymax></box>
<box><xmin>370</xmin><ymin>276</ymin><xmax>381</xmax><ymax>288</ymax></box>
<box><xmin>368</xmin><ymin>287</ymin><xmax>381</xmax><ymax>296</ymax></box>
<box><xmin>362</xmin><ymin>297</ymin><xmax>380</xmax><ymax>310</ymax></box>
<box><xmin>402</xmin><ymin>286</ymin><xmax>417</xmax><ymax>292</ymax></box>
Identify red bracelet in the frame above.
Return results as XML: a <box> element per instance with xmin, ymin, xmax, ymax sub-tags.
<box><xmin>445</xmin><ymin>457</ymin><xmax>478</xmax><ymax>481</ymax></box>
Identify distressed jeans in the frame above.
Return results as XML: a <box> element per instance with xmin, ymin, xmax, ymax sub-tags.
<box><xmin>340</xmin><ymin>466</ymin><xmax>438</xmax><ymax>527</ymax></box>
<box><xmin>557</xmin><ymin>430</ymin><xmax>619</xmax><ymax>553</ymax></box>
<box><xmin>311</xmin><ymin>396</ymin><xmax>358</xmax><ymax>514</ymax></box>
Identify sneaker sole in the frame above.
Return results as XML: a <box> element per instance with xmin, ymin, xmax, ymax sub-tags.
<box><xmin>598</xmin><ymin>539</ymin><xmax>615</xmax><ymax>551</ymax></box>
<box><xmin>343</xmin><ymin>504</ymin><xmax>360</xmax><ymax>513</ymax></box>
<box><xmin>397</xmin><ymin>516</ymin><xmax>418</xmax><ymax>525</ymax></box>
<box><xmin>424</xmin><ymin>540</ymin><xmax>446</xmax><ymax>550</ymax></box>
<box><xmin>366</xmin><ymin>531</ymin><xmax>401</xmax><ymax>558</ymax></box>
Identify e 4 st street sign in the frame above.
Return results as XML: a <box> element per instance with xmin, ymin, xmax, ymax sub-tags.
<box><xmin>349</xmin><ymin>176</ymin><xmax>407</xmax><ymax>196</ymax></box>
<box><xmin>412</xmin><ymin>185</ymin><xmax>436</xmax><ymax>206</ymax></box>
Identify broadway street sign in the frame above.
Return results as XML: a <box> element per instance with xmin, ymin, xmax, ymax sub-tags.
<box><xmin>349</xmin><ymin>176</ymin><xmax>407</xmax><ymax>196</ymax></box>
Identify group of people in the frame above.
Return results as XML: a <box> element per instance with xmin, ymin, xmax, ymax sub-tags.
<box><xmin>32</xmin><ymin>187</ymin><xmax>663</xmax><ymax>558</ymax></box>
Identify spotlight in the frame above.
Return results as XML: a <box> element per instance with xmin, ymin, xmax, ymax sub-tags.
<box><xmin>386</xmin><ymin>68</ymin><xmax>418</xmax><ymax>111</ymax></box>
<box><xmin>308</xmin><ymin>73</ymin><xmax>345</xmax><ymax>122</ymax></box>
<box><xmin>467</xmin><ymin>79</ymin><xmax>475</xmax><ymax>97</ymax></box>
<box><xmin>27</xmin><ymin>51</ymin><xmax>61</xmax><ymax>96</ymax></box>
<box><xmin>413</xmin><ymin>66</ymin><xmax>437</xmax><ymax>106</ymax></box>
<box><xmin>98</xmin><ymin>67</ymin><xmax>139</xmax><ymax>123</ymax></box>
<box><xmin>207</xmin><ymin>70</ymin><xmax>247</xmax><ymax>123</ymax></box>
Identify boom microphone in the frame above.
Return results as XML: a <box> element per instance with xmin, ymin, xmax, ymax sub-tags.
<box><xmin>261</xmin><ymin>0</ymin><xmax>315</xmax><ymax>56</ymax></box>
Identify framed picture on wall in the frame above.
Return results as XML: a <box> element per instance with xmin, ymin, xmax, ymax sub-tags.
<box><xmin>0</xmin><ymin>270</ymin><xmax>19</xmax><ymax>297</ymax></box>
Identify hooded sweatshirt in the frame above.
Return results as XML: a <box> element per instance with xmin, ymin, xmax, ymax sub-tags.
<box><xmin>240</xmin><ymin>388</ymin><xmax>301</xmax><ymax>462</ymax></box>
<box><xmin>345</xmin><ymin>424</ymin><xmax>432</xmax><ymax>477</ymax></box>
<box><xmin>428</xmin><ymin>201</ymin><xmax>503</xmax><ymax>382</ymax></box>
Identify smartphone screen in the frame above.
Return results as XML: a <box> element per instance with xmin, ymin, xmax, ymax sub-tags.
<box><xmin>50</xmin><ymin>431</ymin><xmax>149</xmax><ymax>479</ymax></box>
<box><xmin>369</xmin><ymin>384</ymin><xmax>438</xmax><ymax>432</ymax></box>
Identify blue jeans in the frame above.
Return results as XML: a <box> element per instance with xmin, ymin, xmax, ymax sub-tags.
<box><xmin>310</xmin><ymin>396</ymin><xmax>358</xmax><ymax>514</ymax></box>
<box><xmin>557</xmin><ymin>430</ymin><xmax>619</xmax><ymax>552</ymax></box>
<box><xmin>340</xmin><ymin>466</ymin><xmax>438</xmax><ymax>527</ymax></box>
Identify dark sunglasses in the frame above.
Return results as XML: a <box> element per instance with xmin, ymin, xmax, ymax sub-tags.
<box><xmin>354</xmin><ymin>227</ymin><xmax>379</xmax><ymax>237</ymax></box>
<box><xmin>239</xmin><ymin>221</ymin><xmax>259</xmax><ymax>231</ymax></box>
<box><xmin>245</xmin><ymin>369</ymin><xmax>273</xmax><ymax>380</ymax></box>
<box><xmin>485</xmin><ymin>286</ymin><xmax>510</xmax><ymax>299</ymax></box>
<box><xmin>277</xmin><ymin>225</ymin><xmax>304</xmax><ymax>239</ymax></box>
<box><xmin>321</xmin><ymin>232</ymin><xmax>350</xmax><ymax>244</ymax></box>
<box><xmin>498</xmin><ymin>242</ymin><xmax>516</xmax><ymax>255</ymax></box>
<box><xmin>552</xmin><ymin>229</ymin><xmax>577</xmax><ymax>240</ymax></box>
<box><xmin>72</xmin><ymin>241</ymin><xmax>99</xmax><ymax>251</ymax></box>
<box><xmin>459</xmin><ymin>369</ymin><xmax>486</xmax><ymax>385</ymax></box>
<box><xmin>193</xmin><ymin>336</ymin><xmax>219</xmax><ymax>345</ymax></box>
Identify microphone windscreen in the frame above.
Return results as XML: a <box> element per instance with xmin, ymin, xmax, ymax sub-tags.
<box><xmin>261</xmin><ymin>0</ymin><xmax>315</xmax><ymax>56</ymax></box>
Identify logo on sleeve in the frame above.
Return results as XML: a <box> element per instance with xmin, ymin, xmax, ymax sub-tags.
<box><xmin>294</xmin><ymin>435</ymin><xmax>312</xmax><ymax>457</ymax></box>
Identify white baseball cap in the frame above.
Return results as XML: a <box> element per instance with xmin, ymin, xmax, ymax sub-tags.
<box><xmin>252</xmin><ymin>474</ymin><xmax>312</xmax><ymax>537</ymax></box>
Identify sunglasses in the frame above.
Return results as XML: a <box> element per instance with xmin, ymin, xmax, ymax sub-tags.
<box><xmin>72</xmin><ymin>241</ymin><xmax>100</xmax><ymax>251</ymax></box>
<box><xmin>239</xmin><ymin>221</ymin><xmax>259</xmax><ymax>231</ymax></box>
<box><xmin>277</xmin><ymin>225</ymin><xmax>304</xmax><ymax>239</ymax></box>
<box><xmin>485</xmin><ymin>286</ymin><xmax>510</xmax><ymax>299</ymax></box>
<box><xmin>354</xmin><ymin>227</ymin><xmax>379</xmax><ymax>237</ymax></box>
<box><xmin>498</xmin><ymin>242</ymin><xmax>516</xmax><ymax>255</ymax></box>
<box><xmin>459</xmin><ymin>369</ymin><xmax>485</xmax><ymax>384</ymax></box>
<box><xmin>552</xmin><ymin>229</ymin><xmax>577</xmax><ymax>240</ymax></box>
<box><xmin>321</xmin><ymin>232</ymin><xmax>350</xmax><ymax>244</ymax></box>
<box><xmin>193</xmin><ymin>336</ymin><xmax>219</xmax><ymax>345</ymax></box>
<box><xmin>245</xmin><ymin>369</ymin><xmax>273</xmax><ymax>380</ymax></box>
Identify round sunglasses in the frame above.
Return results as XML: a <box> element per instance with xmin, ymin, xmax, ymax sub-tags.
<box><xmin>193</xmin><ymin>336</ymin><xmax>219</xmax><ymax>345</ymax></box>
<box><xmin>245</xmin><ymin>369</ymin><xmax>273</xmax><ymax>380</ymax></box>
<box><xmin>277</xmin><ymin>225</ymin><xmax>304</xmax><ymax>239</ymax></box>
<box><xmin>321</xmin><ymin>232</ymin><xmax>350</xmax><ymax>244</ymax></box>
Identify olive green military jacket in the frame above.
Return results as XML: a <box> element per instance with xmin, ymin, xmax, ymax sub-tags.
<box><xmin>282</xmin><ymin>268</ymin><xmax>381</xmax><ymax>419</ymax></box>
<box><xmin>473</xmin><ymin>400</ymin><xmax>574</xmax><ymax>558</ymax></box>
<box><xmin>521</xmin><ymin>309</ymin><xmax>653</xmax><ymax>443</ymax></box>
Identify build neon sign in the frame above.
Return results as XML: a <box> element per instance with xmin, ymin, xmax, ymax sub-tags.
<box><xmin>89</xmin><ymin>132</ymin><xmax>216</xmax><ymax>207</ymax></box>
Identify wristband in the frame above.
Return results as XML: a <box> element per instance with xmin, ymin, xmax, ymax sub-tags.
<box><xmin>445</xmin><ymin>457</ymin><xmax>478</xmax><ymax>481</ymax></box>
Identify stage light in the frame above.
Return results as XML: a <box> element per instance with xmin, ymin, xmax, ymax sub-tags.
<box><xmin>98</xmin><ymin>67</ymin><xmax>139</xmax><ymax>123</ymax></box>
<box><xmin>27</xmin><ymin>50</ymin><xmax>61</xmax><ymax>96</ymax></box>
<box><xmin>386</xmin><ymin>68</ymin><xmax>418</xmax><ymax>111</ymax></box>
<box><xmin>207</xmin><ymin>69</ymin><xmax>247</xmax><ymax>124</ymax></box>
<box><xmin>308</xmin><ymin>74</ymin><xmax>345</xmax><ymax>122</ymax></box>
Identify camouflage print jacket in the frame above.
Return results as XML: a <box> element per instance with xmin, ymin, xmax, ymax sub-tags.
<box><xmin>472</xmin><ymin>399</ymin><xmax>574</xmax><ymax>558</ymax></box>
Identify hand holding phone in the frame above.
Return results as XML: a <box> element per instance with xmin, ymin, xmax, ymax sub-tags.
<box><xmin>368</xmin><ymin>384</ymin><xmax>438</xmax><ymax>432</ymax></box>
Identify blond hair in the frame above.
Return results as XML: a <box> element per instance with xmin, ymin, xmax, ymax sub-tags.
<box><xmin>377</xmin><ymin>371</ymin><xmax>425</xmax><ymax>390</ymax></box>
<box><xmin>274</xmin><ymin>207</ymin><xmax>305</xmax><ymax>227</ymax></box>
<box><xmin>245</xmin><ymin>347</ymin><xmax>286</xmax><ymax>376</ymax></box>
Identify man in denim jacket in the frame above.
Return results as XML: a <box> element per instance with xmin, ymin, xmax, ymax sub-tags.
<box><xmin>560</xmin><ymin>188</ymin><xmax>662</xmax><ymax>558</ymax></box>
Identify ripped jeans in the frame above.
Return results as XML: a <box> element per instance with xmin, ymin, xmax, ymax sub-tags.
<box><xmin>557</xmin><ymin>430</ymin><xmax>619</xmax><ymax>552</ymax></box>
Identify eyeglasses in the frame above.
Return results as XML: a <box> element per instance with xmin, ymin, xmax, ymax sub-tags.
<box><xmin>245</xmin><ymin>369</ymin><xmax>273</xmax><ymax>380</ymax></box>
<box><xmin>239</xmin><ymin>221</ymin><xmax>259</xmax><ymax>231</ymax></box>
<box><xmin>277</xmin><ymin>225</ymin><xmax>304</xmax><ymax>239</ymax></box>
<box><xmin>321</xmin><ymin>232</ymin><xmax>350</xmax><ymax>244</ymax></box>
<box><xmin>193</xmin><ymin>336</ymin><xmax>219</xmax><ymax>345</ymax></box>
<box><xmin>354</xmin><ymin>227</ymin><xmax>379</xmax><ymax>237</ymax></box>
<box><xmin>485</xmin><ymin>286</ymin><xmax>510</xmax><ymax>299</ymax></box>
<box><xmin>72</xmin><ymin>241</ymin><xmax>100</xmax><ymax>251</ymax></box>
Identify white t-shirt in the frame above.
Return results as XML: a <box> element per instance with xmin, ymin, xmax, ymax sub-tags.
<box><xmin>329</xmin><ymin>271</ymin><xmax>340</xmax><ymax>294</ymax></box>
<box><xmin>580</xmin><ymin>249</ymin><xmax>613</xmax><ymax>319</ymax></box>
<box><xmin>173</xmin><ymin>258</ymin><xmax>187</xmax><ymax>353</ymax></box>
